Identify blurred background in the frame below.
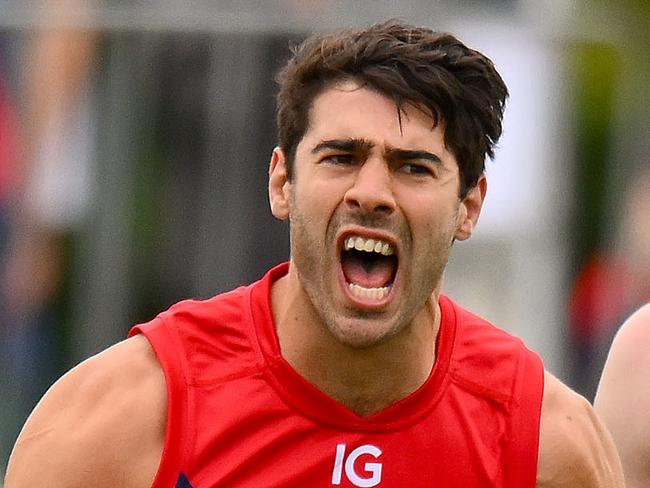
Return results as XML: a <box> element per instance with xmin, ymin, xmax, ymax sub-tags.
<box><xmin>0</xmin><ymin>0</ymin><xmax>649</xmax><ymax>477</ymax></box>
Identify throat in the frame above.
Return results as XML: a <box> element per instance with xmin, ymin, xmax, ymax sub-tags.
<box><xmin>272</xmin><ymin>261</ymin><xmax>439</xmax><ymax>417</ymax></box>
<box><xmin>324</xmin><ymin>354</ymin><xmax>435</xmax><ymax>417</ymax></box>
<box><xmin>293</xmin><ymin>339</ymin><xmax>437</xmax><ymax>418</ymax></box>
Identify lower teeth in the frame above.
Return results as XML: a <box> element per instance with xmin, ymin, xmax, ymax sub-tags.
<box><xmin>347</xmin><ymin>283</ymin><xmax>390</xmax><ymax>300</ymax></box>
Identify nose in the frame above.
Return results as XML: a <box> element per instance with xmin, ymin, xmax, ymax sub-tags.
<box><xmin>343</xmin><ymin>158</ymin><xmax>396</xmax><ymax>214</ymax></box>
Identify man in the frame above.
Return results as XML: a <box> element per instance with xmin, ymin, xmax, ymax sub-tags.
<box><xmin>595</xmin><ymin>303</ymin><xmax>650</xmax><ymax>488</ymax></box>
<box><xmin>5</xmin><ymin>21</ymin><xmax>623</xmax><ymax>487</ymax></box>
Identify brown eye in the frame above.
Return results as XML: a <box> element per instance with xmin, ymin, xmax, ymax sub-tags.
<box><xmin>400</xmin><ymin>162</ymin><xmax>433</xmax><ymax>176</ymax></box>
<box><xmin>324</xmin><ymin>154</ymin><xmax>355</xmax><ymax>165</ymax></box>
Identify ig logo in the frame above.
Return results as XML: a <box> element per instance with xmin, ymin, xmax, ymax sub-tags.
<box><xmin>331</xmin><ymin>443</ymin><xmax>383</xmax><ymax>487</ymax></box>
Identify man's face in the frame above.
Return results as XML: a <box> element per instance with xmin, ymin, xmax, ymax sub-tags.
<box><xmin>270</xmin><ymin>81</ymin><xmax>484</xmax><ymax>348</ymax></box>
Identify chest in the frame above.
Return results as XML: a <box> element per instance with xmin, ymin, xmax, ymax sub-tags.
<box><xmin>179</xmin><ymin>378</ymin><xmax>515</xmax><ymax>487</ymax></box>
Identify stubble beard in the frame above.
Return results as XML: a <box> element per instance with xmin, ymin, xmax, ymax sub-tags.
<box><xmin>288</xmin><ymin>202</ymin><xmax>457</xmax><ymax>350</ymax></box>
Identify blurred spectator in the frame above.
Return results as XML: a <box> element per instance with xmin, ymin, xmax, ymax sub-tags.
<box><xmin>0</xmin><ymin>1</ymin><xmax>98</xmax><ymax>471</ymax></box>
<box><xmin>568</xmin><ymin>166</ymin><xmax>650</xmax><ymax>400</ymax></box>
<box><xmin>0</xmin><ymin>73</ymin><xmax>17</xmax><ymax>238</ymax></box>
<box><xmin>0</xmin><ymin>45</ymin><xmax>25</xmax><ymax>476</ymax></box>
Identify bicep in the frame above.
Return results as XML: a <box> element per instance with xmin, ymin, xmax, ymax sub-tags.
<box><xmin>5</xmin><ymin>370</ymin><xmax>108</xmax><ymax>486</ymax></box>
<box><xmin>537</xmin><ymin>373</ymin><xmax>624</xmax><ymax>487</ymax></box>
<box><xmin>4</xmin><ymin>336</ymin><xmax>166</xmax><ymax>488</ymax></box>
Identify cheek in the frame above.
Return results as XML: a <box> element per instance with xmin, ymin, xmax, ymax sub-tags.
<box><xmin>289</xmin><ymin>187</ymin><xmax>334</xmax><ymax>245</ymax></box>
<box><xmin>292</xmin><ymin>177</ymin><xmax>343</xmax><ymax>219</ymax></box>
<box><xmin>411</xmin><ymin>202</ymin><xmax>461</xmax><ymax>249</ymax></box>
<box><xmin>400</xmin><ymin>191</ymin><xmax>458</xmax><ymax>225</ymax></box>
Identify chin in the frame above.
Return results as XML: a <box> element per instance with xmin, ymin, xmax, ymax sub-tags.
<box><xmin>326</xmin><ymin>316</ymin><xmax>400</xmax><ymax>350</ymax></box>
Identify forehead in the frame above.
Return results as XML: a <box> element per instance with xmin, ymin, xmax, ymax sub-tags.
<box><xmin>300</xmin><ymin>80</ymin><xmax>450</xmax><ymax>157</ymax></box>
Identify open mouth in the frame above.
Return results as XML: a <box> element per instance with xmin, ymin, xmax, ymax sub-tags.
<box><xmin>340</xmin><ymin>235</ymin><xmax>398</xmax><ymax>301</ymax></box>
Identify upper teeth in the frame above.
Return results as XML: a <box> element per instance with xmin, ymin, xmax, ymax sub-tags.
<box><xmin>344</xmin><ymin>236</ymin><xmax>394</xmax><ymax>256</ymax></box>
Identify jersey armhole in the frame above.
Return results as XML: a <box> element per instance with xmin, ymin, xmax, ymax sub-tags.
<box><xmin>129</xmin><ymin>317</ymin><xmax>193</xmax><ymax>488</ymax></box>
<box><xmin>503</xmin><ymin>347</ymin><xmax>544</xmax><ymax>486</ymax></box>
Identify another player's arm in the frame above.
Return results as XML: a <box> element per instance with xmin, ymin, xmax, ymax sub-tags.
<box><xmin>595</xmin><ymin>304</ymin><xmax>650</xmax><ymax>488</ymax></box>
<box><xmin>4</xmin><ymin>335</ymin><xmax>166</xmax><ymax>488</ymax></box>
<box><xmin>536</xmin><ymin>371</ymin><xmax>624</xmax><ymax>487</ymax></box>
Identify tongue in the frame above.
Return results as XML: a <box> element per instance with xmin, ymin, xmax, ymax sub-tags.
<box><xmin>341</xmin><ymin>253</ymin><xmax>395</xmax><ymax>289</ymax></box>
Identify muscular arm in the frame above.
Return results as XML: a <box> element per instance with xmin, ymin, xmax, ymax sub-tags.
<box><xmin>537</xmin><ymin>371</ymin><xmax>624</xmax><ymax>487</ymax></box>
<box><xmin>595</xmin><ymin>304</ymin><xmax>650</xmax><ymax>488</ymax></box>
<box><xmin>4</xmin><ymin>335</ymin><xmax>166</xmax><ymax>488</ymax></box>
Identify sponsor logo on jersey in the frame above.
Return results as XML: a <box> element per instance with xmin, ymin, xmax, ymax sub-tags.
<box><xmin>331</xmin><ymin>443</ymin><xmax>383</xmax><ymax>487</ymax></box>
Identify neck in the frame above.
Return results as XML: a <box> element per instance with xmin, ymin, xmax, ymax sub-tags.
<box><xmin>271</xmin><ymin>267</ymin><xmax>441</xmax><ymax>417</ymax></box>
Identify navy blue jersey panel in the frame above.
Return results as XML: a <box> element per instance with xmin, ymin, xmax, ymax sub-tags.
<box><xmin>175</xmin><ymin>473</ymin><xmax>193</xmax><ymax>488</ymax></box>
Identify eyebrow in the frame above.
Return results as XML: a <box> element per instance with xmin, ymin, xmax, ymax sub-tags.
<box><xmin>311</xmin><ymin>138</ymin><xmax>443</xmax><ymax>166</ymax></box>
<box><xmin>311</xmin><ymin>138</ymin><xmax>374</xmax><ymax>154</ymax></box>
<box><xmin>385</xmin><ymin>148</ymin><xmax>442</xmax><ymax>165</ymax></box>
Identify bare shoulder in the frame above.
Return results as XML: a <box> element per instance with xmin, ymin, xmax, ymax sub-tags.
<box><xmin>4</xmin><ymin>335</ymin><xmax>166</xmax><ymax>488</ymax></box>
<box><xmin>595</xmin><ymin>303</ymin><xmax>650</xmax><ymax>488</ymax></box>
<box><xmin>596</xmin><ymin>303</ymin><xmax>650</xmax><ymax>404</ymax></box>
<box><xmin>596</xmin><ymin>303</ymin><xmax>650</xmax><ymax>379</ymax></box>
<box><xmin>537</xmin><ymin>371</ymin><xmax>624</xmax><ymax>487</ymax></box>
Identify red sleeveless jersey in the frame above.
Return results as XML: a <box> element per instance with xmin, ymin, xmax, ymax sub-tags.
<box><xmin>129</xmin><ymin>262</ymin><xmax>544</xmax><ymax>487</ymax></box>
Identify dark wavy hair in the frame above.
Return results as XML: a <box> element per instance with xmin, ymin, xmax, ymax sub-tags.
<box><xmin>275</xmin><ymin>20</ymin><xmax>508</xmax><ymax>197</ymax></box>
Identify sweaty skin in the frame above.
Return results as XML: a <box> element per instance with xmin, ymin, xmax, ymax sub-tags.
<box><xmin>595</xmin><ymin>303</ymin><xmax>650</xmax><ymax>488</ymax></box>
<box><xmin>5</xmin><ymin>84</ymin><xmax>624</xmax><ymax>488</ymax></box>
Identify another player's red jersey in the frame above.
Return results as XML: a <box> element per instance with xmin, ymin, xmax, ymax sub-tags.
<box><xmin>0</xmin><ymin>76</ymin><xmax>17</xmax><ymax>203</ymax></box>
<box><xmin>130</xmin><ymin>262</ymin><xmax>544</xmax><ymax>487</ymax></box>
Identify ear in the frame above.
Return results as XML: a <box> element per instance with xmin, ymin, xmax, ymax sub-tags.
<box><xmin>269</xmin><ymin>147</ymin><xmax>291</xmax><ymax>220</ymax></box>
<box><xmin>454</xmin><ymin>174</ymin><xmax>487</xmax><ymax>242</ymax></box>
